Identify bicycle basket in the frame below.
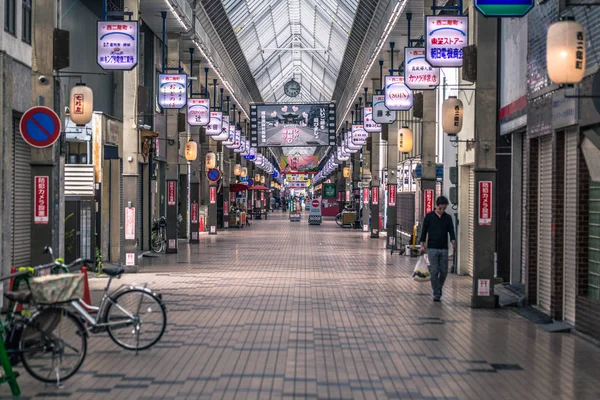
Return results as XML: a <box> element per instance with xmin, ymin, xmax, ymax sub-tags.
<box><xmin>29</xmin><ymin>274</ymin><xmax>84</xmax><ymax>305</ymax></box>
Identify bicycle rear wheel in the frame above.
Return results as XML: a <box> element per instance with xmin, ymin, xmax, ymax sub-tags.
<box><xmin>335</xmin><ymin>213</ymin><xmax>343</xmax><ymax>227</ymax></box>
<box><xmin>151</xmin><ymin>231</ymin><xmax>164</xmax><ymax>253</ymax></box>
<box><xmin>20</xmin><ymin>307</ymin><xmax>87</xmax><ymax>383</ymax></box>
<box><xmin>104</xmin><ymin>289</ymin><xmax>167</xmax><ymax>350</ymax></box>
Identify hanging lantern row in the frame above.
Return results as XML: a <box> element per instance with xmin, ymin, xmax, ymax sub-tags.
<box><xmin>398</xmin><ymin>126</ymin><xmax>413</xmax><ymax>154</ymax></box>
<box><xmin>233</xmin><ymin>163</ymin><xmax>241</xmax><ymax>176</ymax></box>
<box><xmin>547</xmin><ymin>18</ymin><xmax>585</xmax><ymax>85</ymax></box>
<box><xmin>185</xmin><ymin>140</ymin><xmax>198</xmax><ymax>161</ymax></box>
<box><xmin>441</xmin><ymin>97</ymin><xmax>463</xmax><ymax>136</ymax></box>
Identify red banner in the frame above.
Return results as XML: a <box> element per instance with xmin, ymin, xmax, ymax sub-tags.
<box><xmin>479</xmin><ymin>181</ymin><xmax>492</xmax><ymax>226</ymax></box>
<box><xmin>191</xmin><ymin>202</ymin><xmax>198</xmax><ymax>224</ymax></box>
<box><xmin>424</xmin><ymin>189</ymin><xmax>434</xmax><ymax>214</ymax></box>
<box><xmin>168</xmin><ymin>181</ymin><xmax>176</xmax><ymax>206</ymax></box>
<box><xmin>363</xmin><ymin>187</ymin><xmax>369</xmax><ymax>203</ymax></box>
<box><xmin>389</xmin><ymin>184</ymin><xmax>397</xmax><ymax>206</ymax></box>
<box><xmin>224</xmin><ymin>200</ymin><xmax>229</xmax><ymax>216</ymax></box>
<box><xmin>125</xmin><ymin>207</ymin><xmax>135</xmax><ymax>240</ymax></box>
<box><xmin>261</xmin><ymin>192</ymin><xmax>264</xmax><ymax>201</ymax></box>
<box><xmin>371</xmin><ymin>187</ymin><xmax>379</xmax><ymax>205</ymax></box>
<box><xmin>34</xmin><ymin>176</ymin><xmax>49</xmax><ymax>224</ymax></box>
<box><xmin>345</xmin><ymin>190</ymin><xmax>350</xmax><ymax>202</ymax></box>
<box><xmin>210</xmin><ymin>186</ymin><xmax>216</xmax><ymax>204</ymax></box>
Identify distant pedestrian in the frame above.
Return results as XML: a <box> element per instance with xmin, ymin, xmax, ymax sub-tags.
<box><xmin>419</xmin><ymin>196</ymin><xmax>456</xmax><ymax>302</ymax></box>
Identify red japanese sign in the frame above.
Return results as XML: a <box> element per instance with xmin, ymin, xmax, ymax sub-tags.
<box><xmin>346</xmin><ymin>190</ymin><xmax>351</xmax><ymax>202</ymax></box>
<box><xmin>125</xmin><ymin>207</ymin><xmax>135</xmax><ymax>240</ymax></box>
<box><xmin>168</xmin><ymin>181</ymin><xmax>176</xmax><ymax>206</ymax></box>
<box><xmin>479</xmin><ymin>181</ymin><xmax>492</xmax><ymax>226</ymax></box>
<box><xmin>73</xmin><ymin>94</ymin><xmax>85</xmax><ymax>116</ymax></box>
<box><xmin>389</xmin><ymin>184</ymin><xmax>397</xmax><ymax>206</ymax></box>
<box><xmin>424</xmin><ymin>189</ymin><xmax>434</xmax><ymax>214</ymax></box>
<box><xmin>224</xmin><ymin>201</ymin><xmax>229</xmax><ymax>216</ymax></box>
<box><xmin>34</xmin><ymin>176</ymin><xmax>49</xmax><ymax>224</ymax></box>
<box><xmin>191</xmin><ymin>203</ymin><xmax>198</xmax><ymax>224</ymax></box>
<box><xmin>210</xmin><ymin>186</ymin><xmax>216</xmax><ymax>204</ymax></box>
<box><xmin>363</xmin><ymin>187</ymin><xmax>369</xmax><ymax>203</ymax></box>
<box><xmin>371</xmin><ymin>187</ymin><xmax>379</xmax><ymax>205</ymax></box>
<box><xmin>261</xmin><ymin>192</ymin><xmax>264</xmax><ymax>201</ymax></box>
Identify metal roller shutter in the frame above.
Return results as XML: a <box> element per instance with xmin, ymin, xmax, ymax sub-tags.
<box><xmin>538</xmin><ymin>136</ymin><xmax>553</xmax><ymax>314</ymax></box>
<box><xmin>563</xmin><ymin>131</ymin><xmax>578</xmax><ymax>324</ymax></box>
<box><xmin>468</xmin><ymin>167</ymin><xmax>475</xmax><ymax>277</ymax></box>
<box><xmin>137</xmin><ymin>164</ymin><xmax>143</xmax><ymax>251</ymax></box>
<box><xmin>13</xmin><ymin>118</ymin><xmax>32</xmax><ymax>268</ymax></box>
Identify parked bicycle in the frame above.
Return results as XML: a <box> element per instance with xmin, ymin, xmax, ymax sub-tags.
<box><xmin>151</xmin><ymin>216</ymin><xmax>167</xmax><ymax>253</ymax></box>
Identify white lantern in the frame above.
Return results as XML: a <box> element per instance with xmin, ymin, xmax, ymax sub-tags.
<box><xmin>184</xmin><ymin>140</ymin><xmax>197</xmax><ymax>161</ymax></box>
<box><xmin>205</xmin><ymin>151</ymin><xmax>216</xmax><ymax>169</ymax></box>
<box><xmin>260</xmin><ymin>175</ymin><xmax>265</xmax><ymax>184</ymax></box>
<box><xmin>254</xmin><ymin>173</ymin><xmax>260</xmax><ymax>181</ymax></box>
<box><xmin>233</xmin><ymin>163</ymin><xmax>241</xmax><ymax>176</ymax></box>
<box><xmin>547</xmin><ymin>19</ymin><xmax>586</xmax><ymax>84</ymax></box>
<box><xmin>241</xmin><ymin>167</ymin><xmax>248</xmax><ymax>178</ymax></box>
<box><xmin>398</xmin><ymin>126</ymin><xmax>413</xmax><ymax>154</ymax></box>
<box><xmin>442</xmin><ymin>97</ymin><xmax>463</xmax><ymax>135</ymax></box>
<box><xmin>69</xmin><ymin>83</ymin><xmax>94</xmax><ymax>125</ymax></box>
<box><xmin>343</xmin><ymin>167</ymin><xmax>351</xmax><ymax>178</ymax></box>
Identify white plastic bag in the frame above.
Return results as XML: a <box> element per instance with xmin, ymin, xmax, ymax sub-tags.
<box><xmin>413</xmin><ymin>255</ymin><xmax>431</xmax><ymax>282</ymax></box>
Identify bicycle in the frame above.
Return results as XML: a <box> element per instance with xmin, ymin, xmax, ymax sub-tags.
<box><xmin>151</xmin><ymin>216</ymin><xmax>167</xmax><ymax>253</ymax></box>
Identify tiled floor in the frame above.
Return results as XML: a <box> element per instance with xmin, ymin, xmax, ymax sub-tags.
<box><xmin>5</xmin><ymin>213</ymin><xmax>600</xmax><ymax>399</ymax></box>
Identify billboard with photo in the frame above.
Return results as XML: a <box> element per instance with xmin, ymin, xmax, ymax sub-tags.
<box><xmin>250</xmin><ymin>103</ymin><xmax>336</xmax><ymax>147</ymax></box>
<box><xmin>280</xmin><ymin>156</ymin><xmax>319</xmax><ymax>174</ymax></box>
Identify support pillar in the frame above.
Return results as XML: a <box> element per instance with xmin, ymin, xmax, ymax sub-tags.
<box><xmin>189</xmin><ymin>61</ymin><xmax>201</xmax><ymax>242</ymax></box>
<box><xmin>471</xmin><ymin>12</ymin><xmax>499</xmax><ymax>308</ymax></box>
<box><xmin>336</xmin><ymin>167</ymin><xmax>345</xmax><ymax>211</ymax></box>
<box><xmin>370</xmin><ymin>131</ymin><xmax>381</xmax><ymax>238</ymax></box>
<box><xmin>208</xmin><ymin>136</ymin><xmax>217</xmax><ymax>235</ymax></box>
<box><xmin>386</xmin><ymin>124</ymin><xmax>398</xmax><ymax>248</ymax></box>
<box><xmin>362</xmin><ymin>148</ymin><xmax>371</xmax><ymax>232</ymax></box>
<box><xmin>165</xmin><ymin>37</ymin><xmax>180</xmax><ymax>252</ymax></box>
<box><xmin>222</xmin><ymin>148</ymin><xmax>231</xmax><ymax>228</ymax></box>
<box><xmin>352</xmin><ymin>151</ymin><xmax>362</xmax><ymax>226</ymax></box>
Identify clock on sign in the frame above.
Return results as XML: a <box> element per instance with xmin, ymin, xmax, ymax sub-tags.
<box><xmin>284</xmin><ymin>80</ymin><xmax>301</xmax><ymax>97</ymax></box>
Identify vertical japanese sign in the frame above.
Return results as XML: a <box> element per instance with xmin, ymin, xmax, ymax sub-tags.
<box><xmin>404</xmin><ymin>47</ymin><xmax>440</xmax><ymax>90</ymax></box>
<box><xmin>345</xmin><ymin>190</ymin><xmax>351</xmax><ymax>202</ymax></box>
<box><xmin>126</xmin><ymin>253</ymin><xmax>135</xmax><ymax>266</ymax></box>
<box><xmin>479</xmin><ymin>181</ymin><xmax>492</xmax><ymax>226</ymax></box>
<box><xmin>424</xmin><ymin>189</ymin><xmax>434</xmax><ymax>214</ymax></box>
<box><xmin>34</xmin><ymin>176</ymin><xmax>49</xmax><ymax>224</ymax></box>
<box><xmin>261</xmin><ymin>192</ymin><xmax>265</xmax><ymax>202</ymax></box>
<box><xmin>158</xmin><ymin>74</ymin><xmax>187</xmax><ymax>109</ymax></box>
<box><xmin>388</xmin><ymin>184</ymin><xmax>397</xmax><ymax>206</ymax></box>
<box><xmin>97</xmin><ymin>21</ymin><xmax>138</xmax><ymax>70</ymax></box>
<box><xmin>168</xmin><ymin>181</ymin><xmax>176</xmax><ymax>206</ymax></box>
<box><xmin>384</xmin><ymin>76</ymin><xmax>413</xmax><ymax>111</ymax></box>
<box><xmin>224</xmin><ymin>200</ymin><xmax>229</xmax><ymax>216</ymax></box>
<box><xmin>72</xmin><ymin>93</ymin><xmax>85</xmax><ymax>118</ymax></box>
<box><xmin>363</xmin><ymin>187</ymin><xmax>369</xmax><ymax>204</ymax></box>
<box><xmin>191</xmin><ymin>202</ymin><xmax>198</xmax><ymax>224</ymax></box>
<box><xmin>125</xmin><ymin>207</ymin><xmax>135</xmax><ymax>240</ymax></box>
<box><xmin>363</xmin><ymin>107</ymin><xmax>382</xmax><ymax>133</ymax></box>
<box><xmin>187</xmin><ymin>98</ymin><xmax>210</xmax><ymax>126</ymax></box>
<box><xmin>351</xmin><ymin>125</ymin><xmax>368</xmax><ymax>145</ymax></box>
<box><xmin>206</xmin><ymin>112</ymin><xmax>223</xmax><ymax>136</ymax></box>
<box><xmin>372</xmin><ymin>94</ymin><xmax>396</xmax><ymax>124</ymax></box>
<box><xmin>425</xmin><ymin>16</ymin><xmax>468</xmax><ymax>68</ymax></box>
<box><xmin>210</xmin><ymin>186</ymin><xmax>216</xmax><ymax>204</ymax></box>
<box><xmin>371</xmin><ymin>187</ymin><xmax>379</xmax><ymax>205</ymax></box>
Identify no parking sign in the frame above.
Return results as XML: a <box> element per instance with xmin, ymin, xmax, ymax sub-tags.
<box><xmin>20</xmin><ymin>106</ymin><xmax>62</xmax><ymax>148</ymax></box>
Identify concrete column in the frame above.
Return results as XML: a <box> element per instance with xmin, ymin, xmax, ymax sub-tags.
<box><xmin>189</xmin><ymin>62</ymin><xmax>201</xmax><ymax>242</ymax></box>
<box><xmin>370</xmin><ymin>131</ymin><xmax>381</xmax><ymax>238</ymax></box>
<box><xmin>352</xmin><ymin>151</ymin><xmax>361</xmax><ymax>219</ymax></box>
<box><xmin>471</xmin><ymin>12</ymin><xmax>499</xmax><ymax>308</ymax></box>
<box><xmin>336</xmin><ymin>167</ymin><xmax>344</xmax><ymax>211</ymax></box>
<box><xmin>208</xmin><ymin>135</ymin><xmax>217</xmax><ymax>234</ymax></box>
<box><xmin>362</xmin><ymin>148</ymin><xmax>371</xmax><ymax>231</ymax></box>
<box><xmin>386</xmin><ymin>124</ymin><xmax>398</xmax><ymax>247</ymax></box>
<box><xmin>165</xmin><ymin>37</ymin><xmax>180</xmax><ymax>252</ymax></box>
<box><xmin>223</xmin><ymin>149</ymin><xmax>231</xmax><ymax>228</ymax></box>
<box><xmin>510</xmin><ymin>133</ymin><xmax>523</xmax><ymax>284</ymax></box>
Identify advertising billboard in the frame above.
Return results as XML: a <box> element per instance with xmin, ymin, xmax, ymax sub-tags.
<box><xmin>250</xmin><ymin>103</ymin><xmax>336</xmax><ymax>147</ymax></box>
<box><xmin>280</xmin><ymin>156</ymin><xmax>319</xmax><ymax>173</ymax></box>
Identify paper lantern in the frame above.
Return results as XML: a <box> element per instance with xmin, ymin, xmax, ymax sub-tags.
<box><xmin>442</xmin><ymin>97</ymin><xmax>463</xmax><ymax>135</ymax></box>
<box><xmin>255</xmin><ymin>173</ymin><xmax>261</xmax><ymax>181</ymax></box>
<box><xmin>547</xmin><ymin>19</ymin><xmax>586</xmax><ymax>84</ymax></box>
<box><xmin>184</xmin><ymin>140</ymin><xmax>197</xmax><ymax>161</ymax></box>
<box><xmin>233</xmin><ymin>163</ymin><xmax>241</xmax><ymax>176</ymax></box>
<box><xmin>260</xmin><ymin>175</ymin><xmax>265</xmax><ymax>184</ymax></box>
<box><xmin>241</xmin><ymin>167</ymin><xmax>248</xmax><ymax>178</ymax></box>
<box><xmin>205</xmin><ymin>151</ymin><xmax>216</xmax><ymax>169</ymax></box>
<box><xmin>398</xmin><ymin>126</ymin><xmax>413</xmax><ymax>154</ymax></box>
<box><xmin>343</xmin><ymin>167</ymin><xmax>351</xmax><ymax>178</ymax></box>
<box><xmin>69</xmin><ymin>83</ymin><xmax>94</xmax><ymax>125</ymax></box>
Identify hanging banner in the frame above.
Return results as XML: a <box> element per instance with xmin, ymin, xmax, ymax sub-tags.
<box><xmin>125</xmin><ymin>207</ymin><xmax>135</xmax><ymax>240</ymax></box>
<box><xmin>479</xmin><ymin>181</ymin><xmax>493</xmax><ymax>226</ymax></box>
<box><xmin>363</xmin><ymin>107</ymin><xmax>382</xmax><ymax>133</ymax></box>
<box><xmin>206</xmin><ymin>112</ymin><xmax>223</xmax><ymax>136</ymax></box>
<box><xmin>97</xmin><ymin>21</ymin><xmax>138</xmax><ymax>70</ymax></box>
<box><xmin>373</xmin><ymin>94</ymin><xmax>396</xmax><ymax>124</ymax></box>
<box><xmin>158</xmin><ymin>74</ymin><xmax>187</xmax><ymax>109</ymax></box>
<box><xmin>168</xmin><ymin>181</ymin><xmax>176</xmax><ymax>206</ymax></box>
<box><xmin>388</xmin><ymin>184</ymin><xmax>397</xmax><ymax>206</ymax></box>
<box><xmin>424</xmin><ymin>189</ymin><xmax>434</xmax><ymax>214</ymax></box>
<box><xmin>404</xmin><ymin>47</ymin><xmax>440</xmax><ymax>90</ymax></box>
<box><xmin>214</xmin><ymin>115</ymin><xmax>230</xmax><ymax>141</ymax></box>
<box><xmin>351</xmin><ymin>125</ymin><xmax>368</xmax><ymax>145</ymax></box>
<box><xmin>425</xmin><ymin>16</ymin><xmax>469</xmax><ymax>68</ymax></box>
<box><xmin>187</xmin><ymin>98</ymin><xmax>210</xmax><ymax>126</ymax></box>
<box><xmin>210</xmin><ymin>186</ymin><xmax>217</xmax><ymax>204</ymax></box>
<box><xmin>34</xmin><ymin>176</ymin><xmax>49</xmax><ymax>224</ymax></box>
<box><xmin>384</xmin><ymin>76</ymin><xmax>413</xmax><ymax>111</ymax></box>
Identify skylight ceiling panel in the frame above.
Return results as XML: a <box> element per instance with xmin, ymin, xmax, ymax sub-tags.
<box><xmin>271</xmin><ymin>2</ymin><xmax>289</xmax><ymax>37</ymax></box>
<box><xmin>226</xmin><ymin>3</ymin><xmax>250</xmax><ymax>29</ymax></box>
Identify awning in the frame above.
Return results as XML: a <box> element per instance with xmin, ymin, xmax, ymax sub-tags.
<box><xmin>247</xmin><ymin>185</ymin><xmax>269</xmax><ymax>191</ymax></box>
<box><xmin>230</xmin><ymin>183</ymin><xmax>249</xmax><ymax>193</ymax></box>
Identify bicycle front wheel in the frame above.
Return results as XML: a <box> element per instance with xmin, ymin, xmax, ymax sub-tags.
<box><xmin>335</xmin><ymin>214</ymin><xmax>343</xmax><ymax>227</ymax></box>
<box><xmin>20</xmin><ymin>307</ymin><xmax>87</xmax><ymax>383</ymax></box>
<box><xmin>104</xmin><ymin>289</ymin><xmax>167</xmax><ymax>351</ymax></box>
<box><xmin>151</xmin><ymin>231</ymin><xmax>163</xmax><ymax>253</ymax></box>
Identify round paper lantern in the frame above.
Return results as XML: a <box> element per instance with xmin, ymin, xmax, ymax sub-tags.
<box><xmin>343</xmin><ymin>167</ymin><xmax>351</xmax><ymax>178</ymax></box>
<box><xmin>241</xmin><ymin>167</ymin><xmax>248</xmax><ymax>178</ymax></box>
<box><xmin>184</xmin><ymin>140</ymin><xmax>197</xmax><ymax>161</ymax></box>
<box><xmin>442</xmin><ymin>97</ymin><xmax>463</xmax><ymax>135</ymax></box>
<box><xmin>260</xmin><ymin>175</ymin><xmax>265</xmax><ymax>184</ymax></box>
<box><xmin>233</xmin><ymin>163</ymin><xmax>241</xmax><ymax>176</ymax></box>
<box><xmin>69</xmin><ymin>83</ymin><xmax>94</xmax><ymax>126</ymax></box>
<box><xmin>547</xmin><ymin>19</ymin><xmax>586</xmax><ymax>84</ymax></box>
<box><xmin>398</xmin><ymin>126</ymin><xmax>413</xmax><ymax>154</ymax></box>
<box><xmin>205</xmin><ymin>151</ymin><xmax>216</xmax><ymax>169</ymax></box>
<box><xmin>255</xmin><ymin>173</ymin><xmax>261</xmax><ymax>181</ymax></box>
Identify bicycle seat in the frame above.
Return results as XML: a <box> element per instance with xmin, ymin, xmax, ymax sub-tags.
<box><xmin>103</xmin><ymin>266</ymin><xmax>125</xmax><ymax>277</ymax></box>
<box><xmin>4</xmin><ymin>291</ymin><xmax>32</xmax><ymax>304</ymax></box>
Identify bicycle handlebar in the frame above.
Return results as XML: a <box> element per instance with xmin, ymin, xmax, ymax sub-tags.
<box><xmin>0</xmin><ymin>261</ymin><xmax>59</xmax><ymax>283</ymax></box>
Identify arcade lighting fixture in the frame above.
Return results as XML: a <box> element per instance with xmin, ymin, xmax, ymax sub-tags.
<box><xmin>442</xmin><ymin>97</ymin><xmax>464</xmax><ymax>136</ymax></box>
<box><xmin>547</xmin><ymin>18</ymin><xmax>586</xmax><ymax>85</ymax></box>
<box><xmin>398</xmin><ymin>126</ymin><xmax>413</xmax><ymax>154</ymax></box>
<box><xmin>233</xmin><ymin>164</ymin><xmax>242</xmax><ymax>176</ymax></box>
<box><xmin>205</xmin><ymin>151</ymin><xmax>216</xmax><ymax>169</ymax></box>
<box><xmin>69</xmin><ymin>83</ymin><xmax>94</xmax><ymax>126</ymax></box>
<box><xmin>185</xmin><ymin>140</ymin><xmax>198</xmax><ymax>161</ymax></box>
<box><xmin>260</xmin><ymin>175</ymin><xmax>266</xmax><ymax>184</ymax></box>
<box><xmin>241</xmin><ymin>167</ymin><xmax>248</xmax><ymax>178</ymax></box>
<box><xmin>255</xmin><ymin>173</ymin><xmax>261</xmax><ymax>181</ymax></box>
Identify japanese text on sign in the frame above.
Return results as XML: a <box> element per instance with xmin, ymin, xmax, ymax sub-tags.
<box><xmin>479</xmin><ymin>181</ymin><xmax>492</xmax><ymax>226</ymax></box>
<box><xmin>404</xmin><ymin>47</ymin><xmax>440</xmax><ymax>90</ymax></box>
<box><xmin>206</xmin><ymin>112</ymin><xmax>223</xmax><ymax>136</ymax></box>
<box><xmin>384</xmin><ymin>76</ymin><xmax>413</xmax><ymax>111</ymax></box>
<box><xmin>352</xmin><ymin>125</ymin><xmax>368</xmax><ymax>145</ymax></box>
<box><xmin>363</xmin><ymin>108</ymin><xmax>381</xmax><ymax>133</ymax></box>
<box><xmin>424</xmin><ymin>189</ymin><xmax>434</xmax><ymax>214</ymax></box>
<box><xmin>158</xmin><ymin>74</ymin><xmax>187</xmax><ymax>109</ymax></box>
<box><xmin>73</xmin><ymin>94</ymin><xmax>85</xmax><ymax>115</ymax></box>
<box><xmin>187</xmin><ymin>98</ymin><xmax>210</xmax><ymax>126</ymax></box>
<box><xmin>97</xmin><ymin>21</ymin><xmax>138</xmax><ymax>70</ymax></box>
<box><xmin>363</xmin><ymin>187</ymin><xmax>369</xmax><ymax>204</ymax></box>
<box><xmin>426</xmin><ymin>16</ymin><xmax>468</xmax><ymax>68</ymax></box>
<box><xmin>168</xmin><ymin>181</ymin><xmax>176</xmax><ymax>206</ymax></box>
<box><xmin>34</xmin><ymin>176</ymin><xmax>49</xmax><ymax>224</ymax></box>
<box><xmin>125</xmin><ymin>207</ymin><xmax>135</xmax><ymax>240</ymax></box>
<box><xmin>371</xmin><ymin>187</ymin><xmax>379</xmax><ymax>205</ymax></box>
<box><xmin>210</xmin><ymin>186</ymin><xmax>216</xmax><ymax>204</ymax></box>
<box><xmin>191</xmin><ymin>203</ymin><xmax>199</xmax><ymax>224</ymax></box>
<box><xmin>389</xmin><ymin>184</ymin><xmax>397</xmax><ymax>206</ymax></box>
<box><xmin>372</xmin><ymin>94</ymin><xmax>396</xmax><ymax>124</ymax></box>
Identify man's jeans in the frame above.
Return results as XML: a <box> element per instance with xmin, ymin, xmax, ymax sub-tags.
<box><xmin>428</xmin><ymin>248</ymin><xmax>449</xmax><ymax>298</ymax></box>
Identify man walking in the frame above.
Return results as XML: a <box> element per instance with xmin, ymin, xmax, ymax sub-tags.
<box><xmin>419</xmin><ymin>196</ymin><xmax>456</xmax><ymax>302</ymax></box>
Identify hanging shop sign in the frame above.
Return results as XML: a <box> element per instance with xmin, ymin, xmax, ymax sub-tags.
<box><xmin>384</xmin><ymin>76</ymin><xmax>413</xmax><ymax>111</ymax></box>
<box><xmin>425</xmin><ymin>16</ymin><xmax>469</xmax><ymax>68</ymax></box>
<box><xmin>244</xmin><ymin>147</ymin><xmax>256</xmax><ymax>161</ymax></box>
<box><xmin>363</xmin><ymin>108</ymin><xmax>382</xmax><ymax>133</ymax></box>
<box><xmin>346</xmin><ymin>131</ymin><xmax>361</xmax><ymax>151</ymax></box>
<box><xmin>206</xmin><ymin>112</ymin><xmax>223</xmax><ymax>136</ymax></box>
<box><xmin>210</xmin><ymin>186</ymin><xmax>217</xmax><ymax>204</ymax></box>
<box><xmin>168</xmin><ymin>181</ymin><xmax>176</xmax><ymax>206</ymax></box>
<box><xmin>324</xmin><ymin>184</ymin><xmax>337</xmax><ymax>199</ymax></box>
<box><xmin>404</xmin><ymin>47</ymin><xmax>440</xmax><ymax>90</ymax></box>
<box><xmin>225</xmin><ymin>125</ymin><xmax>235</xmax><ymax>148</ymax></box>
<box><xmin>187</xmin><ymin>98</ymin><xmax>210</xmax><ymax>126</ymax></box>
<box><xmin>34</xmin><ymin>176</ymin><xmax>49</xmax><ymax>224</ymax></box>
<box><xmin>371</xmin><ymin>187</ymin><xmax>379</xmax><ymax>205</ymax></box>
<box><xmin>424</xmin><ymin>189</ymin><xmax>434</xmax><ymax>214</ymax></box>
<box><xmin>372</xmin><ymin>95</ymin><xmax>396</xmax><ymax>124</ymax></box>
<box><xmin>352</xmin><ymin>125</ymin><xmax>368</xmax><ymax>145</ymax></box>
<box><xmin>232</xmin><ymin>129</ymin><xmax>241</xmax><ymax>149</ymax></box>
<box><xmin>125</xmin><ymin>207</ymin><xmax>135</xmax><ymax>240</ymax></box>
<box><xmin>388</xmin><ymin>184</ymin><xmax>397</xmax><ymax>206</ymax></box>
<box><xmin>158</xmin><ymin>74</ymin><xmax>187</xmax><ymax>109</ymax></box>
<box><xmin>214</xmin><ymin>116</ymin><xmax>230</xmax><ymax>141</ymax></box>
<box><xmin>234</xmin><ymin>137</ymin><xmax>245</xmax><ymax>153</ymax></box>
<box><xmin>479</xmin><ymin>181</ymin><xmax>493</xmax><ymax>226</ymax></box>
<box><xmin>475</xmin><ymin>0</ymin><xmax>534</xmax><ymax>17</ymax></box>
<box><xmin>97</xmin><ymin>21</ymin><xmax>139</xmax><ymax>70</ymax></box>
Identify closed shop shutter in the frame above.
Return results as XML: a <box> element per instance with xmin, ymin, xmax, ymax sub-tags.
<box><xmin>538</xmin><ymin>136</ymin><xmax>553</xmax><ymax>314</ymax></box>
<box><xmin>13</xmin><ymin>117</ymin><xmax>32</xmax><ymax>268</ymax></box>
<box><xmin>563</xmin><ymin>130</ymin><xmax>578</xmax><ymax>324</ymax></box>
<box><xmin>137</xmin><ymin>165</ymin><xmax>143</xmax><ymax>251</ymax></box>
<box><xmin>468</xmin><ymin>167</ymin><xmax>475</xmax><ymax>277</ymax></box>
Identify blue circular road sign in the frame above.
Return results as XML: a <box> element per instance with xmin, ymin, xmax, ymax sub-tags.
<box><xmin>19</xmin><ymin>106</ymin><xmax>62</xmax><ymax>148</ymax></box>
<box><xmin>247</xmin><ymin>178</ymin><xmax>254</xmax><ymax>187</ymax></box>
<box><xmin>207</xmin><ymin>168</ymin><xmax>221</xmax><ymax>182</ymax></box>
